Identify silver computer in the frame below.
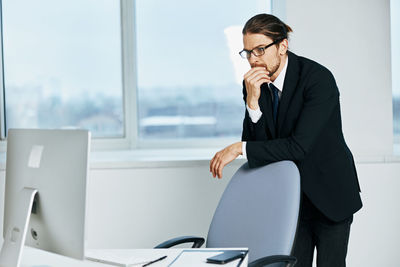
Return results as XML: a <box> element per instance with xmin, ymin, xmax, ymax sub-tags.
<box><xmin>1</xmin><ymin>129</ymin><xmax>90</xmax><ymax>267</ymax></box>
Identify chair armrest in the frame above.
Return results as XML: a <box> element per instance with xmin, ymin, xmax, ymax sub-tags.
<box><xmin>154</xmin><ymin>236</ymin><xmax>205</xmax><ymax>248</ymax></box>
<box><xmin>248</xmin><ymin>255</ymin><xmax>297</xmax><ymax>267</ymax></box>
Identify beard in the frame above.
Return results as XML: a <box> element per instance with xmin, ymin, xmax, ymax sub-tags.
<box><xmin>251</xmin><ymin>54</ymin><xmax>281</xmax><ymax>77</ymax></box>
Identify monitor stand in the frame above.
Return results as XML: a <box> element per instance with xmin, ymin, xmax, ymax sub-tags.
<box><xmin>0</xmin><ymin>188</ymin><xmax>38</xmax><ymax>267</ymax></box>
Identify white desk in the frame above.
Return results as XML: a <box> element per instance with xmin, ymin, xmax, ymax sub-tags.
<box><xmin>20</xmin><ymin>247</ymin><xmax>248</xmax><ymax>267</ymax></box>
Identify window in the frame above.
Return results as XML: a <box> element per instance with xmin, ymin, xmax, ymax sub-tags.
<box><xmin>1</xmin><ymin>0</ymin><xmax>124</xmax><ymax>138</ymax></box>
<box><xmin>0</xmin><ymin>0</ymin><xmax>272</xmax><ymax>147</ymax></box>
<box><xmin>135</xmin><ymin>0</ymin><xmax>271</xmax><ymax>142</ymax></box>
<box><xmin>391</xmin><ymin>0</ymin><xmax>400</xmax><ymax>155</ymax></box>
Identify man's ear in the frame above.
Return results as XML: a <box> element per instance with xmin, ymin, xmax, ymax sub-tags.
<box><xmin>280</xmin><ymin>39</ymin><xmax>289</xmax><ymax>55</ymax></box>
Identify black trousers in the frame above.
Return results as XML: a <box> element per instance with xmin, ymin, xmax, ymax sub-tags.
<box><xmin>292</xmin><ymin>194</ymin><xmax>353</xmax><ymax>267</ymax></box>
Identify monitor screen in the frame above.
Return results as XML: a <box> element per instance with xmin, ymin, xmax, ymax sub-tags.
<box><xmin>2</xmin><ymin>129</ymin><xmax>90</xmax><ymax>260</ymax></box>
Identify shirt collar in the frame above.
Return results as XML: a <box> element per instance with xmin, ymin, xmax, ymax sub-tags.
<box><xmin>269</xmin><ymin>55</ymin><xmax>288</xmax><ymax>92</ymax></box>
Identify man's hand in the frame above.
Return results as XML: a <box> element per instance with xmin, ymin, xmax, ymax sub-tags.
<box><xmin>244</xmin><ymin>67</ymin><xmax>270</xmax><ymax>109</ymax></box>
<box><xmin>210</xmin><ymin>142</ymin><xmax>242</xmax><ymax>179</ymax></box>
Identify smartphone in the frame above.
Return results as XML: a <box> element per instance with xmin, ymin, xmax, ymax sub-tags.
<box><xmin>206</xmin><ymin>250</ymin><xmax>248</xmax><ymax>264</ymax></box>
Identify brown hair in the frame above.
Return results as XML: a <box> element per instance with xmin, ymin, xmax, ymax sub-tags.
<box><xmin>242</xmin><ymin>14</ymin><xmax>293</xmax><ymax>42</ymax></box>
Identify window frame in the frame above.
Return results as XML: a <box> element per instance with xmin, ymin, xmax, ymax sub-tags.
<box><xmin>0</xmin><ymin>0</ymin><xmax>136</xmax><ymax>151</ymax></box>
<box><xmin>0</xmin><ymin>0</ymin><xmax>6</xmax><ymax>142</ymax></box>
<box><xmin>391</xmin><ymin>0</ymin><xmax>400</xmax><ymax>155</ymax></box>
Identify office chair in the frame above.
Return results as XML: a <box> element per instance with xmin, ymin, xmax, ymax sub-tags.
<box><xmin>155</xmin><ymin>161</ymin><xmax>301</xmax><ymax>267</ymax></box>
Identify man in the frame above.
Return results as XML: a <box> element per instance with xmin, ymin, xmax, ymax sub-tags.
<box><xmin>209</xmin><ymin>14</ymin><xmax>362</xmax><ymax>267</ymax></box>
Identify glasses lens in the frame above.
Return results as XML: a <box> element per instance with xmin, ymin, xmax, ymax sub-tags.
<box><xmin>239</xmin><ymin>50</ymin><xmax>249</xmax><ymax>59</ymax></box>
<box><xmin>253</xmin><ymin>47</ymin><xmax>265</xmax><ymax>57</ymax></box>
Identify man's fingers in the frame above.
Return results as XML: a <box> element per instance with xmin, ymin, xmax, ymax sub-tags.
<box><xmin>210</xmin><ymin>144</ymin><xmax>241</xmax><ymax>179</ymax></box>
<box><xmin>216</xmin><ymin>154</ymin><xmax>228</xmax><ymax>179</ymax></box>
<box><xmin>213</xmin><ymin>160</ymin><xmax>219</xmax><ymax>178</ymax></box>
<box><xmin>214</xmin><ymin>160</ymin><xmax>221</xmax><ymax>179</ymax></box>
<box><xmin>210</xmin><ymin>155</ymin><xmax>215</xmax><ymax>176</ymax></box>
<box><xmin>244</xmin><ymin>71</ymin><xmax>267</xmax><ymax>83</ymax></box>
<box><xmin>210</xmin><ymin>155</ymin><xmax>218</xmax><ymax>177</ymax></box>
<box><xmin>210</xmin><ymin>154</ymin><xmax>216</xmax><ymax>173</ymax></box>
<box><xmin>210</xmin><ymin>151</ymin><xmax>225</xmax><ymax>179</ymax></box>
<box><xmin>246</xmin><ymin>78</ymin><xmax>270</xmax><ymax>98</ymax></box>
<box><xmin>211</xmin><ymin>152</ymin><xmax>222</xmax><ymax>178</ymax></box>
<box><xmin>216</xmin><ymin>153</ymin><xmax>224</xmax><ymax>177</ymax></box>
<box><xmin>217</xmin><ymin>163</ymin><xmax>224</xmax><ymax>179</ymax></box>
<box><xmin>244</xmin><ymin>67</ymin><xmax>269</xmax><ymax>79</ymax></box>
<box><xmin>245</xmin><ymin>68</ymin><xmax>268</xmax><ymax>78</ymax></box>
<box><xmin>245</xmin><ymin>72</ymin><xmax>271</xmax><ymax>91</ymax></box>
<box><xmin>247</xmin><ymin>73</ymin><xmax>270</xmax><ymax>87</ymax></box>
<box><xmin>245</xmin><ymin>69</ymin><xmax>269</xmax><ymax>82</ymax></box>
<box><xmin>254</xmin><ymin>78</ymin><xmax>270</xmax><ymax>88</ymax></box>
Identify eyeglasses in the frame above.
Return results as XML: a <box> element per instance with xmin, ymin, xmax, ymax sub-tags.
<box><xmin>239</xmin><ymin>38</ymin><xmax>283</xmax><ymax>59</ymax></box>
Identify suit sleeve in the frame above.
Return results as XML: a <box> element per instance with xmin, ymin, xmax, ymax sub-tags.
<box><xmin>246</xmin><ymin>68</ymin><xmax>339</xmax><ymax>168</ymax></box>
<box><xmin>241</xmin><ymin>109</ymin><xmax>252</xmax><ymax>141</ymax></box>
<box><xmin>241</xmin><ymin>82</ymin><xmax>269</xmax><ymax>142</ymax></box>
<box><xmin>241</xmin><ymin>85</ymin><xmax>253</xmax><ymax>141</ymax></box>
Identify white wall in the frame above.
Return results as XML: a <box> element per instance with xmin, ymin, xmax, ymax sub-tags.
<box><xmin>286</xmin><ymin>0</ymin><xmax>393</xmax><ymax>158</ymax></box>
<box><xmin>85</xmin><ymin>160</ymin><xmax>244</xmax><ymax>248</ymax></box>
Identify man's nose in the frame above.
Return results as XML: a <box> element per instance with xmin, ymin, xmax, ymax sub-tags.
<box><xmin>248</xmin><ymin>54</ymin><xmax>258</xmax><ymax>66</ymax></box>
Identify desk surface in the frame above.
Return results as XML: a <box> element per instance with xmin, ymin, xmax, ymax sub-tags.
<box><xmin>20</xmin><ymin>247</ymin><xmax>248</xmax><ymax>267</ymax></box>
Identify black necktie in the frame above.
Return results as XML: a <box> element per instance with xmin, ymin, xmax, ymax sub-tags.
<box><xmin>270</xmin><ymin>83</ymin><xmax>279</xmax><ymax>124</ymax></box>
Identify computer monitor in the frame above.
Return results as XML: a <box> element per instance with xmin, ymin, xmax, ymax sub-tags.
<box><xmin>0</xmin><ymin>129</ymin><xmax>90</xmax><ymax>267</ymax></box>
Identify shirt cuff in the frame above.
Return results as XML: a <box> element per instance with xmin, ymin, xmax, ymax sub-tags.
<box><xmin>246</xmin><ymin>104</ymin><xmax>262</xmax><ymax>123</ymax></box>
<box><xmin>242</xmin><ymin>141</ymin><xmax>247</xmax><ymax>159</ymax></box>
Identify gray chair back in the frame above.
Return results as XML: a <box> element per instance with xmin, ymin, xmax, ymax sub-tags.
<box><xmin>206</xmin><ymin>161</ymin><xmax>300</xmax><ymax>265</ymax></box>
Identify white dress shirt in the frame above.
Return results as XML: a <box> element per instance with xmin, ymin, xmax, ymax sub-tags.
<box><xmin>242</xmin><ymin>56</ymin><xmax>289</xmax><ymax>158</ymax></box>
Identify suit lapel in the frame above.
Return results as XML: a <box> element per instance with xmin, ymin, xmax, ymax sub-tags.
<box><xmin>277</xmin><ymin>52</ymin><xmax>300</xmax><ymax>135</ymax></box>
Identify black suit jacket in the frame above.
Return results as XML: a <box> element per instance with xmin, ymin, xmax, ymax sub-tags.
<box><xmin>242</xmin><ymin>51</ymin><xmax>362</xmax><ymax>222</ymax></box>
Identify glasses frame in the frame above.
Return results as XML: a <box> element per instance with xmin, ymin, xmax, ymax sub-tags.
<box><xmin>239</xmin><ymin>38</ymin><xmax>284</xmax><ymax>59</ymax></box>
